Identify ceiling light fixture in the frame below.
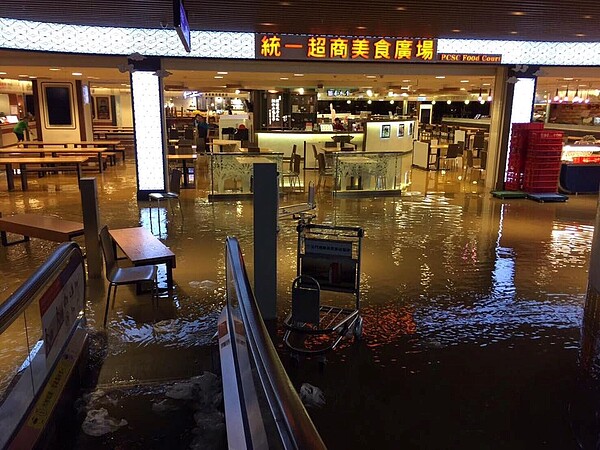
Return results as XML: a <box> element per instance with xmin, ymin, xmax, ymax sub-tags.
<box><xmin>447</xmin><ymin>100</ymin><xmax>452</xmax><ymax>105</ymax></box>
<box><xmin>478</xmin><ymin>88</ymin><xmax>483</xmax><ymax>101</ymax></box>
<box><xmin>390</xmin><ymin>100</ymin><xmax>394</xmax><ymax>104</ymax></box>
<box><xmin>573</xmin><ymin>88</ymin><xmax>580</xmax><ymax>103</ymax></box>
<box><xmin>298</xmin><ymin>88</ymin><xmax>304</xmax><ymax>95</ymax></box>
<box><xmin>431</xmin><ymin>100</ymin><xmax>436</xmax><ymax>105</ymax></box>
<box><xmin>235</xmin><ymin>89</ymin><xmax>241</xmax><ymax>94</ymax></box>
<box><xmin>366</xmin><ymin>89</ymin><xmax>373</xmax><ymax>97</ymax></box>
<box><xmin>367</xmin><ymin>99</ymin><xmax>372</xmax><ymax>104</ymax></box>
<box><xmin>347</xmin><ymin>99</ymin><xmax>351</xmax><ymax>104</ymax></box>
<box><xmin>217</xmin><ymin>71</ymin><xmax>228</xmax><ymax>75</ymax></box>
<box><xmin>553</xmin><ymin>88</ymin><xmax>560</xmax><ymax>102</ymax></box>
<box><xmin>464</xmin><ymin>99</ymin><xmax>470</xmax><ymax>104</ymax></box>
<box><xmin>49</xmin><ymin>68</ymin><xmax>61</xmax><ymax>71</ymax></box>
<box><xmin>487</xmin><ymin>89</ymin><xmax>493</xmax><ymax>102</ymax></box>
<box><xmin>435</xmin><ymin>76</ymin><xmax>445</xmax><ymax>79</ymax></box>
<box><xmin>293</xmin><ymin>73</ymin><xmax>304</xmax><ymax>76</ymax></box>
<box><xmin>511</xmin><ymin>11</ymin><xmax>526</xmax><ymax>16</ymax></box>
<box><xmin>72</xmin><ymin>72</ymin><xmax>82</xmax><ymax>76</ymax></box>
<box><xmin>214</xmin><ymin>76</ymin><xmax>223</xmax><ymax>79</ymax></box>
<box><xmin>0</xmin><ymin>71</ymin><xmax>7</xmax><ymax>75</ymax></box>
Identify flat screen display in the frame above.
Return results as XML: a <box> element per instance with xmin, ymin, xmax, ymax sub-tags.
<box><xmin>45</xmin><ymin>86</ymin><xmax>73</xmax><ymax>126</ymax></box>
<box><xmin>173</xmin><ymin>0</ymin><xmax>191</xmax><ymax>52</ymax></box>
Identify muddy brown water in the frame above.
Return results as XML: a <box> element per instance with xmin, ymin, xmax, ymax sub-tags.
<box><xmin>0</xmin><ymin>161</ymin><xmax>599</xmax><ymax>449</ymax></box>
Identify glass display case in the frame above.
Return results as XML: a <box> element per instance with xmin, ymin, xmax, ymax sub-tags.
<box><xmin>330</xmin><ymin>150</ymin><xmax>413</xmax><ymax>196</ymax></box>
<box><xmin>209</xmin><ymin>152</ymin><xmax>283</xmax><ymax>199</ymax></box>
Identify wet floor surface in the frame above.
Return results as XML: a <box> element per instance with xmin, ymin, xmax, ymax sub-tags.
<box><xmin>0</xmin><ymin>158</ymin><xmax>599</xmax><ymax>449</ymax></box>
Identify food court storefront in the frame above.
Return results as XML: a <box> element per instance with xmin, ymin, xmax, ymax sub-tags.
<box><xmin>1</xmin><ymin>17</ymin><xmax>599</xmax><ymax>198</ymax></box>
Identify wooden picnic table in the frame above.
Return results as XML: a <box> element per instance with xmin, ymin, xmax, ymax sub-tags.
<box><xmin>22</xmin><ymin>140</ymin><xmax>124</xmax><ymax>160</ymax></box>
<box><xmin>109</xmin><ymin>227</ymin><xmax>176</xmax><ymax>289</ymax></box>
<box><xmin>0</xmin><ymin>156</ymin><xmax>90</xmax><ymax>191</ymax></box>
<box><xmin>0</xmin><ymin>213</ymin><xmax>84</xmax><ymax>246</ymax></box>
<box><xmin>0</xmin><ymin>146</ymin><xmax>110</xmax><ymax>173</ymax></box>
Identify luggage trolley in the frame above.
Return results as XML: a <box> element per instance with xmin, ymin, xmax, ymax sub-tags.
<box><xmin>283</xmin><ymin>222</ymin><xmax>364</xmax><ymax>356</ymax></box>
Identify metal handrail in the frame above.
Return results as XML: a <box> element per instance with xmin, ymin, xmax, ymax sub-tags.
<box><xmin>225</xmin><ymin>237</ymin><xmax>326</xmax><ymax>450</ymax></box>
<box><xmin>0</xmin><ymin>242</ymin><xmax>84</xmax><ymax>334</ymax></box>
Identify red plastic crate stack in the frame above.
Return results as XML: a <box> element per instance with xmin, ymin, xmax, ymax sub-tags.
<box><xmin>522</xmin><ymin>130</ymin><xmax>564</xmax><ymax>193</ymax></box>
<box><xmin>505</xmin><ymin>122</ymin><xmax>544</xmax><ymax>191</ymax></box>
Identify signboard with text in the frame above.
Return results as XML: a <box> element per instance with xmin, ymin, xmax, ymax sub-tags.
<box><xmin>256</xmin><ymin>34</ymin><xmax>437</xmax><ymax>62</ymax></box>
<box><xmin>438</xmin><ymin>53</ymin><xmax>502</xmax><ymax>63</ymax></box>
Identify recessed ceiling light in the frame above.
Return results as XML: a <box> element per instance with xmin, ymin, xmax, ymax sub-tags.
<box><xmin>260</xmin><ymin>22</ymin><xmax>276</xmax><ymax>26</ymax></box>
<box><xmin>293</xmin><ymin>73</ymin><xmax>304</xmax><ymax>76</ymax></box>
<box><xmin>280</xmin><ymin>1</ymin><xmax>291</xmax><ymax>5</ymax></box>
<box><xmin>460</xmin><ymin>80</ymin><xmax>470</xmax><ymax>83</ymax></box>
<box><xmin>511</xmin><ymin>11</ymin><xmax>526</xmax><ymax>16</ymax></box>
<box><xmin>395</xmin><ymin>6</ymin><xmax>406</xmax><ymax>10</ymax></box>
<box><xmin>49</xmin><ymin>68</ymin><xmax>61</xmax><ymax>71</ymax></box>
<box><xmin>575</xmin><ymin>33</ymin><xmax>586</xmax><ymax>37</ymax></box>
<box><xmin>460</xmin><ymin>87</ymin><xmax>466</xmax><ymax>91</ymax></box>
<box><xmin>402</xmin><ymin>79</ymin><xmax>410</xmax><ymax>82</ymax></box>
<box><xmin>18</xmin><ymin>74</ymin><xmax>28</xmax><ymax>77</ymax></box>
<box><xmin>510</xmin><ymin>31</ymin><xmax>518</xmax><ymax>35</ymax></box>
<box><xmin>366</xmin><ymin>75</ymin><xmax>377</xmax><ymax>79</ymax></box>
<box><xmin>435</xmin><ymin>76</ymin><xmax>446</xmax><ymax>79</ymax></box>
<box><xmin>482</xmin><ymin>83</ymin><xmax>491</xmax><ymax>86</ymax></box>
<box><xmin>28</xmin><ymin>76</ymin><xmax>37</xmax><ymax>79</ymax></box>
<box><xmin>280</xmin><ymin>77</ymin><xmax>289</xmax><ymax>80</ymax></box>
<box><xmin>72</xmin><ymin>72</ymin><xmax>82</xmax><ymax>76</ymax></box>
<box><xmin>401</xmin><ymin>86</ymin><xmax>410</xmax><ymax>90</ymax></box>
<box><xmin>401</xmin><ymin>92</ymin><xmax>409</xmax><ymax>97</ymax></box>
<box><xmin>452</xmin><ymin>29</ymin><xmax>461</xmax><ymax>33</ymax></box>
<box><xmin>563</xmin><ymin>77</ymin><xmax>574</xmax><ymax>81</ymax></box>
<box><xmin>121</xmin><ymin>83</ymin><xmax>129</xmax><ymax>86</ymax></box>
<box><xmin>217</xmin><ymin>71</ymin><xmax>228</xmax><ymax>75</ymax></box>
<box><xmin>0</xmin><ymin>72</ymin><xmax>6</xmax><ymax>75</ymax></box>
<box><xmin>268</xmin><ymin>89</ymin><xmax>278</xmax><ymax>93</ymax></box>
<box><xmin>583</xmin><ymin>15</ymin><xmax>593</xmax><ymax>19</ymax></box>
<box><xmin>356</xmin><ymin>26</ymin><xmax>367</xmax><ymax>30</ymax></box>
<box><xmin>214</xmin><ymin>76</ymin><xmax>224</xmax><ymax>79</ymax></box>
<box><xmin>87</xmin><ymin>76</ymin><xmax>99</xmax><ymax>79</ymax></box>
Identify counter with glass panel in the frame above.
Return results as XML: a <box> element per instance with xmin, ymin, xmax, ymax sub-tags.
<box><xmin>329</xmin><ymin>150</ymin><xmax>413</xmax><ymax>196</ymax></box>
<box><xmin>209</xmin><ymin>152</ymin><xmax>283</xmax><ymax>200</ymax></box>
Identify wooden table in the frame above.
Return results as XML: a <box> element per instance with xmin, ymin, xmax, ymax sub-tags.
<box><xmin>1</xmin><ymin>156</ymin><xmax>90</xmax><ymax>191</ymax></box>
<box><xmin>109</xmin><ymin>227</ymin><xmax>176</xmax><ymax>289</ymax></box>
<box><xmin>0</xmin><ymin>213</ymin><xmax>84</xmax><ymax>246</ymax></box>
<box><xmin>22</xmin><ymin>140</ymin><xmax>124</xmax><ymax>160</ymax></box>
<box><xmin>167</xmin><ymin>154</ymin><xmax>197</xmax><ymax>188</ymax></box>
<box><xmin>212</xmin><ymin>139</ymin><xmax>239</xmax><ymax>152</ymax></box>
<box><xmin>1</xmin><ymin>146</ymin><xmax>110</xmax><ymax>173</ymax></box>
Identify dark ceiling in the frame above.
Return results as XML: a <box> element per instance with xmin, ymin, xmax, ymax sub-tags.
<box><xmin>2</xmin><ymin>0</ymin><xmax>600</xmax><ymax>41</ymax></box>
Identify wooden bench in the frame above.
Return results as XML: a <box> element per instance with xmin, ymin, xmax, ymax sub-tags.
<box><xmin>0</xmin><ymin>213</ymin><xmax>84</xmax><ymax>246</ymax></box>
<box><xmin>1</xmin><ymin>156</ymin><xmax>89</xmax><ymax>191</ymax></box>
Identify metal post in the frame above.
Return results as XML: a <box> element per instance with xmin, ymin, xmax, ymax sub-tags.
<box><xmin>80</xmin><ymin>178</ymin><xmax>102</xmax><ymax>278</ymax></box>
<box><xmin>253</xmin><ymin>163</ymin><xmax>278</xmax><ymax>320</ymax></box>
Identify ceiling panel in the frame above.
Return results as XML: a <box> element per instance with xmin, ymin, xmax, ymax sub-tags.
<box><xmin>1</xmin><ymin>0</ymin><xmax>600</xmax><ymax>41</ymax></box>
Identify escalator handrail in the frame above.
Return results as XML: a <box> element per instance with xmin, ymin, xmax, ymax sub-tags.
<box><xmin>226</xmin><ymin>237</ymin><xmax>326</xmax><ymax>450</ymax></box>
<box><xmin>0</xmin><ymin>242</ymin><xmax>83</xmax><ymax>334</ymax></box>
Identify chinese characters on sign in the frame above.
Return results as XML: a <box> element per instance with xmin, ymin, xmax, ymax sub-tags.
<box><xmin>257</xmin><ymin>34</ymin><xmax>436</xmax><ymax>62</ymax></box>
<box><xmin>268</xmin><ymin>95</ymin><xmax>281</xmax><ymax>127</ymax></box>
<box><xmin>327</xmin><ymin>89</ymin><xmax>354</xmax><ymax>97</ymax></box>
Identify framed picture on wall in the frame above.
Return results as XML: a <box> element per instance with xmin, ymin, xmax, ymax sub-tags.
<box><xmin>397</xmin><ymin>123</ymin><xmax>405</xmax><ymax>137</ymax></box>
<box><xmin>94</xmin><ymin>96</ymin><xmax>112</xmax><ymax>121</ymax></box>
<box><xmin>41</xmin><ymin>82</ymin><xmax>76</xmax><ymax>129</ymax></box>
<box><xmin>381</xmin><ymin>124</ymin><xmax>391</xmax><ymax>139</ymax></box>
<box><xmin>408</xmin><ymin>122</ymin><xmax>414</xmax><ymax>137</ymax></box>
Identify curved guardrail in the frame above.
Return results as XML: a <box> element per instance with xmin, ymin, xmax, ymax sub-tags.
<box><xmin>221</xmin><ymin>236</ymin><xmax>326</xmax><ymax>450</ymax></box>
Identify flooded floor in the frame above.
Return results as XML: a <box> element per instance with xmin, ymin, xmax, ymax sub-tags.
<box><xmin>0</xmin><ymin>157</ymin><xmax>598</xmax><ymax>449</ymax></box>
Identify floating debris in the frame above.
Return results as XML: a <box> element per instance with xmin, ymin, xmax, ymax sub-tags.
<box><xmin>81</xmin><ymin>408</ymin><xmax>127</xmax><ymax>436</ymax></box>
<box><xmin>299</xmin><ymin>383</ymin><xmax>326</xmax><ymax>409</ymax></box>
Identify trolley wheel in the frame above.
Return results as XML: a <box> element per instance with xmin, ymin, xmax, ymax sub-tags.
<box><xmin>353</xmin><ymin>316</ymin><xmax>363</xmax><ymax>341</ymax></box>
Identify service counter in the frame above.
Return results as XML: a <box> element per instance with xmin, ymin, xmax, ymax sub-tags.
<box><xmin>256</xmin><ymin>131</ymin><xmax>364</xmax><ymax>169</ymax></box>
<box><xmin>441</xmin><ymin>118</ymin><xmax>490</xmax><ymax>130</ymax></box>
<box><xmin>545</xmin><ymin>123</ymin><xmax>600</xmax><ymax>139</ymax></box>
<box><xmin>559</xmin><ymin>144</ymin><xmax>600</xmax><ymax>194</ymax></box>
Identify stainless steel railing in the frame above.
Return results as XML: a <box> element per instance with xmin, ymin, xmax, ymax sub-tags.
<box><xmin>222</xmin><ymin>237</ymin><xmax>326</xmax><ymax>450</ymax></box>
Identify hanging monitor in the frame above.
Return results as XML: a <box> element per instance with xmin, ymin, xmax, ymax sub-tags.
<box><xmin>173</xmin><ymin>0</ymin><xmax>191</xmax><ymax>52</ymax></box>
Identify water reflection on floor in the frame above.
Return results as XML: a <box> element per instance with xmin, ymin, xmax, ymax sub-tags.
<box><xmin>0</xmin><ymin>160</ymin><xmax>598</xmax><ymax>449</ymax></box>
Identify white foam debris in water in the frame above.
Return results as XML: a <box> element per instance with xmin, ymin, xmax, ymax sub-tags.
<box><xmin>152</xmin><ymin>398</ymin><xmax>180</xmax><ymax>414</ymax></box>
<box><xmin>166</xmin><ymin>381</ymin><xmax>196</xmax><ymax>400</ymax></box>
<box><xmin>153</xmin><ymin>319</ymin><xmax>179</xmax><ymax>333</ymax></box>
<box><xmin>189</xmin><ymin>280</ymin><xmax>218</xmax><ymax>290</ymax></box>
<box><xmin>81</xmin><ymin>408</ymin><xmax>128</xmax><ymax>436</ymax></box>
<box><xmin>299</xmin><ymin>383</ymin><xmax>326</xmax><ymax>409</ymax></box>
